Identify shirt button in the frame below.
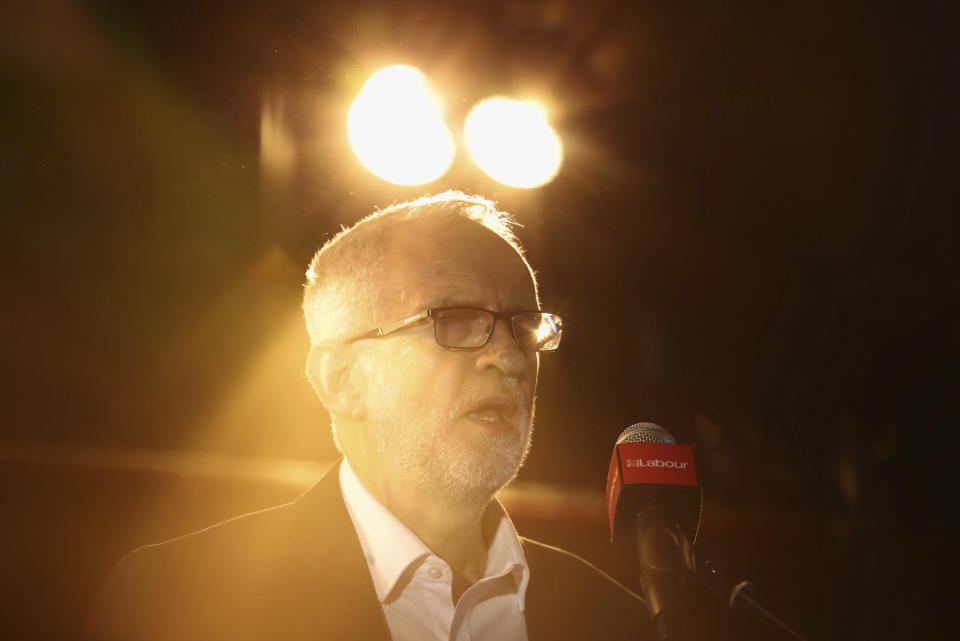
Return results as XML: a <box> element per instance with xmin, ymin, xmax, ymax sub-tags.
<box><xmin>427</xmin><ymin>566</ymin><xmax>443</xmax><ymax>580</ymax></box>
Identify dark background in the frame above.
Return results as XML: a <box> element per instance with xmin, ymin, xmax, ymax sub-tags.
<box><xmin>2</xmin><ymin>1</ymin><xmax>957</xmax><ymax>640</ymax></box>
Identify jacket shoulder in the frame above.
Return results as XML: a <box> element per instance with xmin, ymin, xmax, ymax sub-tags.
<box><xmin>89</xmin><ymin>467</ymin><xmax>388</xmax><ymax>641</ymax></box>
<box><xmin>89</xmin><ymin>501</ymin><xmax>302</xmax><ymax>641</ymax></box>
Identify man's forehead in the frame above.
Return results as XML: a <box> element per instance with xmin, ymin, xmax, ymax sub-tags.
<box><xmin>422</xmin><ymin>263</ymin><xmax>534</xmax><ymax>299</ymax></box>
<box><xmin>385</xmin><ymin>220</ymin><xmax>524</xmax><ymax>269</ymax></box>
<box><xmin>381</xmin><ymin>220</ymin><xmax>537</xmax><ymax>305</ymax></box>
<box><xmin>384</xmin><ymin>217</ymin><xmax>501</xmax><ymax>253</ymax></box>
<box><xmin>422</xmin><ymin>255</ymin><xmax>530</xmax><ymax>279</ymax></box>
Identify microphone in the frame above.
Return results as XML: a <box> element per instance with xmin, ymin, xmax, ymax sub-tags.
<box><xmin>606</xmin><ymin>423</ymin><xmax>701</xmax><ymax>641</ymax></box>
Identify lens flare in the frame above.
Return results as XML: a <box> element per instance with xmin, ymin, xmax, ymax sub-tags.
<box><xmin>348</xmin><ymin>65</ymin><xmax>455</xmax><ymax>185</ymax></box>
<box><xmin>465</xmin><ymin>97</ymin><xmax>563</xmax><ymax>188</ymax></box>
<box><xmin>536</xmin><ymin>319</ymin><xmax>555</xmax><ymax>343</ymax></box>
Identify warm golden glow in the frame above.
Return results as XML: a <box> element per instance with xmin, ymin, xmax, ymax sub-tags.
<box><xmin>347</xmin><ymin>65</ymin><xmax>455</xmax><ymax>185</ymax></box>
<box><xmin>260</xmin><ymin>92</ymin><xmax>295</xmax><ymax>185</ymax></box>
<box><xmin>464</xmin><ymin>97</ymin><xmax>563</xmax><ymax>188</ymax></box>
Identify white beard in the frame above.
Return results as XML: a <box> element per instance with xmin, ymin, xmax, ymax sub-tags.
<box><xmin>366</xmin><ymin>367</ymin><xmax>535</xmax><ymax>500</ymax></box>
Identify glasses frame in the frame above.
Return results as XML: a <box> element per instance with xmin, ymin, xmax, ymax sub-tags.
<box><xmin>347</xmin><ymin>307</ymin><xmax>562</xmax><ymax>352</ymax></box>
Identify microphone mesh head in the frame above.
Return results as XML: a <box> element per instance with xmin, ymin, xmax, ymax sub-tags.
<box><xmin>616</xmin><ymin>422</ymin><xmax>677</xmax><ymax>445</ymax></box>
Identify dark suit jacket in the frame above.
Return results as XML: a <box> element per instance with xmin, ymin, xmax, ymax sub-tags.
<box><xmin>90</xmin><ymin>466</ymin><xmax>652</xmax><ymax>640</ymax></box>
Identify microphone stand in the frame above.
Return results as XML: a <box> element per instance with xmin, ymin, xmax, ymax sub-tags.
<box><xmin>699</xmin><ymin>560</ymin><xmax>810</xmax><ymax>641</ymax></box>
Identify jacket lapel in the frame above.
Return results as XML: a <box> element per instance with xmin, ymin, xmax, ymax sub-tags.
<box><xmin>275</xmin><ymin>462</ymin><xmax>393</xmax><ymax>641</ymax></box>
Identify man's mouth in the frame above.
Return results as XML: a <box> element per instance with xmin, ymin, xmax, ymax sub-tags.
<box><xmin>467</xmin><ymin>406</ymin><xmax>505</xmax><ymax>423</ymax></box>
<box><xmin>464</xmin><ymin>397</ymin><xmax>519</xmax><ymax>428</ymax></box>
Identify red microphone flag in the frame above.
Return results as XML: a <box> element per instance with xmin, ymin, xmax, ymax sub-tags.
<box><xmin>606</xmin><ymin>441</ymin><xmax>697</xmax><ymax>542</ymax></box>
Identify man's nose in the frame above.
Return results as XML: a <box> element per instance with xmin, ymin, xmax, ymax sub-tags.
<box><xmin>475</xmin><ymin>319</ymin><xmax>529</xmax><ymax>377</ymax></box>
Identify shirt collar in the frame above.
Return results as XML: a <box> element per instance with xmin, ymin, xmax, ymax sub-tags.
<box><xmin>338</xmin><ymin>458</ymin><xmax>530</xmax><ymax>609</ymax></box>
<box><xmin>482</xmin><ymin>495</ymin><xmax>530</xmax><ymax>611</ymax></box>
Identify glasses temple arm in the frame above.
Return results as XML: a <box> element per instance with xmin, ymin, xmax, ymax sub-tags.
<box><xmin>369</xmin><ymin>309</ymin><xmax>432</xmax><ymax>339</ymax></box>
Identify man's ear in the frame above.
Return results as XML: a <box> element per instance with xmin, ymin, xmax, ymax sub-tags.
<box><xmin>305</xmin><ymin>345</ymin><xmax>366</xmax><ymax>421</ymax></box>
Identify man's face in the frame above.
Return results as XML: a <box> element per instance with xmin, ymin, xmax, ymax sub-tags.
<box><xmin>352</xmin><ymin>220</ymin><xmax>540</xmax><ymax>500</ymax></box>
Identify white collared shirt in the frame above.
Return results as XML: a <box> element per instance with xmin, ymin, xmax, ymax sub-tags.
<box><xmin>339</xmin><ymin>459</ymin><xmax>530</xmax><ymax>641</ymax></box>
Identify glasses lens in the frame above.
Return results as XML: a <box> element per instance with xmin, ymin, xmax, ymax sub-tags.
<box><xmin>512</xmin><ymin>312</ymin><xmax>563</xmax><ymax>352</ymax></box>
<box><xmin>433</xmin><ymin>309</ymin><xmax>494</xmax><ymax>348</ymax></box>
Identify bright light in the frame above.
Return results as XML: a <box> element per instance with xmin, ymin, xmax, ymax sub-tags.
<box><xmin>464</xmin><ymin>98</ymin><xmax>563</xmax><ymax>188</ymax></box>
<box><xmin>536</xmin><ymin>319</ymin><xmax>555</xmax><ymax>343</ymax></box>
<box><xmin>348</xmin><ymin>65</ymin><xmax>455</xmax><ymax>185</ymax></box>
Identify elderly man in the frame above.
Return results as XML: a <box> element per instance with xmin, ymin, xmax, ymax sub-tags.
<box><xmin>90</xmin><ymin>192</ymin><xmax>649</xmax><ymax>640</ymax></box>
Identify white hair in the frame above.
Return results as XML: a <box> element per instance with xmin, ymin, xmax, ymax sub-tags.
<box><xmin>303</xmin><ymin>190</ymin><xmax>538</xmax><ymax>346</ymax></box>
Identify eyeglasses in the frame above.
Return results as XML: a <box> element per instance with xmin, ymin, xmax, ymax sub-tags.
<box><xmin>348</xmin><ymin>307</ymin><xmax>563</xmax><ymax>352</ymax></box>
